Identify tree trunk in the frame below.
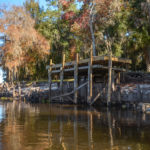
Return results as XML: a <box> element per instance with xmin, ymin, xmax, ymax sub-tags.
<box><xmin>89</xmin><ymin>19</ymin><xmax>96</xmax><ymax>56</ymax></box>
<box><xmin>89</xmin><ymin>3</ymin><xmax>96</xmax><ymax>56</ymax></box>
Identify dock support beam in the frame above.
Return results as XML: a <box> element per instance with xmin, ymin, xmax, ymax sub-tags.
<box><xmin>18</xmin><ymin>82</ymin><xmax>21</xmax><ymax>100</ymax></box>
<box><xmin>60</xmin><ymin>53</ymin><xmax>65</xmax><ymax>103</ymax></box>
<box><xmin>107</xmin><ymin>50</ymin><xmax>112</xmax><ymax>106</ymax></box>
<box><xmin>74</xmin><ymin>53</ymin><xmax>79</xmax><ymax>104</ymax></box>
<box><xmin>112</xmin><ymin>70</ymin><xmax>115</xmax><ymax>92</ymax></box>
<box><xmin>49</xmin><ymin>59</ymin><xmax>52</xmax><ymax>103</ymax></box>
<box><xmin>87</xmin><ymin>50</ymin><xmax>93</xmax><ymax>104</ymax></box>
<box><xmin>13</xmin><ymin>83</ymin><xmax>16</xmax><ymax>98</ymax></box>
<box><xmin>116</xmin><ymin>72</ymin><xmax>120</xmax><ymax>85</ymax></box>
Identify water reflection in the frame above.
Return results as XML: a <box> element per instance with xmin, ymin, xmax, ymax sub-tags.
<box><xmin>0</xmin><ymin>101</ymin><xmax>150</xmax><ymax>150</ymax></box>
<box><xmin>0</xmin><ymin>103</ymin><xmax>5</xmax><ymax>150</ymax></box>
<box><xmin>0</xmin><ymin>105</ymin><xmax>5</xmax><ymax>123</ymax></box>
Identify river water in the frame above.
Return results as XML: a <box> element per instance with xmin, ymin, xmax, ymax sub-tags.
<box><xmin>0</xmin><ymin>101</ymin><xmax>150</xmax><ymax>150</ymax></box>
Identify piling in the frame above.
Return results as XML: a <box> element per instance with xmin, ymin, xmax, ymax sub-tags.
<box><xmin>49</xmin><ymin>59</ymin><xmax>53</xmax><ymax>102</ymax></box>
<box><xmin>107</xmin><ymin>50</ymin><xmax>112</xmax><ymax>106</ymax></box>
<box><xmin>60</xmin><ymin>53</ymin><xmax>65</xmax><ymax>103</ymax></box>
<box><xmin>74</xmin><ymin>53</ymin><xmax>79</xmax><ymax>104</ymax></box>
<box><xmin>87</xmin><ymin>50</ymin><xmax>93</xmax><ymax>104</ymax></box>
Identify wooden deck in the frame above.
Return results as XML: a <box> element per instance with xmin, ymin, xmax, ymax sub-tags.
<box><xmin>50</xmin><ymin>55</ymin><xmax>131</xmax><ymax>76</ymax></box>
<box><xmin>47</xmin><ymin>54</ymin><xmax>131</xmax><ymax>105</ymax></box>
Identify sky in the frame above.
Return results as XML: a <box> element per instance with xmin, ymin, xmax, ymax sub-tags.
<box><xmin>0</xmin><ymin>105</ymin><xmax>5</xmax><ymax>123</ymax></box>
<box><xmin>0</xmin><ymin>0</ymin><xmax>48</xmax><ymax>9</ymax></box>
<box><xmin>0</xmin><ymin>106</ymin><xmax>3</xmax><ymax>122</ymax></box>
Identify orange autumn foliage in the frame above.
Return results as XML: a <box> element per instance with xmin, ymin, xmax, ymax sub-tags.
<box><xmin>0</xmin><ymin>6</ymin><xmax>50</xmax><ymax>72</ymax></box>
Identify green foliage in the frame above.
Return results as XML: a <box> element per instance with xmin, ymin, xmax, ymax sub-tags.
<box><xmin>24</xmin><ymin>0</ymin><xmax>42</xmax><ymax>23</ymax></box>
<box><xmin>3</xmin><ymin>0</ymin><xmax>150</xmax><ymax>81</ymax></box>
<box><xmin>23</xmin><ymin>0</ymin><xmax>150</xmax><ymax>72</ymax></box>
<box><xmin>126</xmin><ymin>0</ymin><xmax>150</xmax><ymax>71</ymax></box>
<box><xmin>36</xmin><ymin>0</ymin><xmax>79</xmax><ymax>62</ymax></box>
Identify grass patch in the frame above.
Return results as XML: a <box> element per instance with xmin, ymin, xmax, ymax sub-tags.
<box><xmin>0</xmin><ymin>97</ymin><xmax>13</xmax><ymax>101</ymax></box>
<box><xmin>52</xmin><ymin>79</ymin><xmax>74</xmax><ymax>82</ymax></box>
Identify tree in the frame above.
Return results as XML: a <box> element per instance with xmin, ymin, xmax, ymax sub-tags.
<box><xmin>37</xmin><ymin>0</ymin><xmax>79</xmax><ymax>61</ymax></box>
<box><xmin>127</xmin><ymin>0</ymin><xmax>150</xmax><ymax>72</ymax></box>
<box><xmin>0</xmin><ymin>6</ymin><xmax>50</xmax><ymax>81</ymax></box>
<box><xmin>61</xmin><ymin>0</ymin><xmax>122</xmax><ymax>57</ymax></box>
<box><xmin>24</xmin><ymin>0</ymin><xmax>43</xmax><ymax>24</ymax></box>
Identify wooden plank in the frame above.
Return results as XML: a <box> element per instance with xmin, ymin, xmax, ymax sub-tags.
<box><xmin>49</xmin><ymin>59</ymin><xmax>52</xmax><ymax>102</ymax></box>
<box><xmin>52</xmin><ymin>64</ymin><xmax>61</xmax><ymax>69</ymax></box>
<box><xmin>51</xmin><ymin>55</ymin><xmax>131</xmax><ymax>69</ymax></box>
<box><xmin>52</xmin><ymin>79</ymin><xmax>74</xmax><ymax>82</ymax></box>
<box><xmin>92</xmin><ymin>65</ymin><xmax>126</xmax><ymax>72</ymax></box>
<box><xmin>74</xmin><ymin>53</ymin><xmax>79</xmax><ymax>104</ymax></box>
<box><xmin>81</xmin><ymin>56</ymin><xmax>131</xmax><ymax>65</ymax></box>
<box><xmin>90</xmin><ymin>92</ymin><xmax>101</xmax><ymax>105</ymax></box>
<box><xmin>52</xmin><ymin>61</ymin><xmax>75</xmax><ymax>69</ymax></box>
<box><xmin>60</xmin><ymin>53</ymin><xmax>65</xmax><ymax>103</ymax></box>
<box><xmin>87</xmin><ymin>50</ymin><xmax>93</xmax><ymax>104</ymax></box>
<box><xmin>102</xmin><ymin>56</ymin><xmax>131</xmax><ymax>64</ymax></box>
<box><xmin>52</xmin><ymin>70</ymin><xmax>61</xmax><ymax>74</ymax></box>
<box><xmin>51</xmin><ymin>82</ymin><xmax>88</xmax><ymax>100</ymax></box>
<box><xmin>51</xmin><ymin>65</ymin><xmax>126</xmax><ymax>74</ymax></box>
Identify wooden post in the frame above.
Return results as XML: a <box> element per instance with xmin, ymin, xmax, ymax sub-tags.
<box><xmin>60</xmin><ymin>53</ymin><xmax>65</xmax><ymax>103</ymax></box>
<box><xmin>107</xmin><ymin>50</ymin><xmax>112</xmax><ymax>107</ymax></box>
<box><xmin>74</xmin><ymin>53</ymin><xmax>79</xmax><ymax>104</ymax></box>
<box><xmin>116</xmin><ymin>72</ymin><xmax>120</xmax><ymax>85</ymax></box>
<box><xmin>117</xmin><ymin>72</ymin><xmax>121</xmax><ymax>102</ymax></box>
<box><xmin>112</xmin><ymin>70</ymin><xmax>115</xmax><ymax>92</ymax></box>
<box><xmin>9</xmin><ymin>70</ymin><xmax>12</xmax><ymax>83</ymax></box>
<box><xmin>49</xmin><ymin>59</ymin><xmax>52</xmax><ymax>103</ymax></box>
<box><xmin>18</xmin><ymin>82</ymin><xmax>21</xmax><ymax>100</ymax></box>
<box><xmin>12</xmin><ymin>68</ymin><xmax>14</xmax><ymax>83</ymax></box>
<box><xmin>13</xmin><ymin>83</ymin><xmax>15</xmax><ymax>98</ymax></box>
<box><xmin>87</xmin><ymin>50</ymin><xmax>93</xmax><ymax>104</ymax></box>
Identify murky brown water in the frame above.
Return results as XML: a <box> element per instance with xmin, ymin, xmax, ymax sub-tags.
<box><xmin>0</xmin><ymin>101</ymin><xmax>150</xmax><ymax>150</ymax></box>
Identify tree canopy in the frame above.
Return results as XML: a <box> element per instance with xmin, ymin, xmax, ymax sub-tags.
<box><xmin>0</xmin><ymin>5</ymin><xmax>50</xmax><ymax>80</ymax></box>
<box><xmin>0</xmin><ymin>0</ymin><xmax>150</xmax><ymax>81</ymax></box>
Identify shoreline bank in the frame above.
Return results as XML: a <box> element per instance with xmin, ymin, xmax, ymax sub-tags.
<box><xmin>0</xmin><ymin>72</ymin><xmax>150</xmax><ymax>107</ymax></box>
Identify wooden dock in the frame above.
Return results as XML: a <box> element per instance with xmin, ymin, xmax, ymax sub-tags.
<box><xmin>47</xmin><ymin>53</ymin><xmax>131</xmax><ymax>105</ymax></box>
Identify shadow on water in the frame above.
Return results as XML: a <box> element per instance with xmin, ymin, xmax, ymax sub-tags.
<box><xmin>0</xmin><ymin>101</ymin><xmax>150</xmax><ymax>150</ymax></box>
